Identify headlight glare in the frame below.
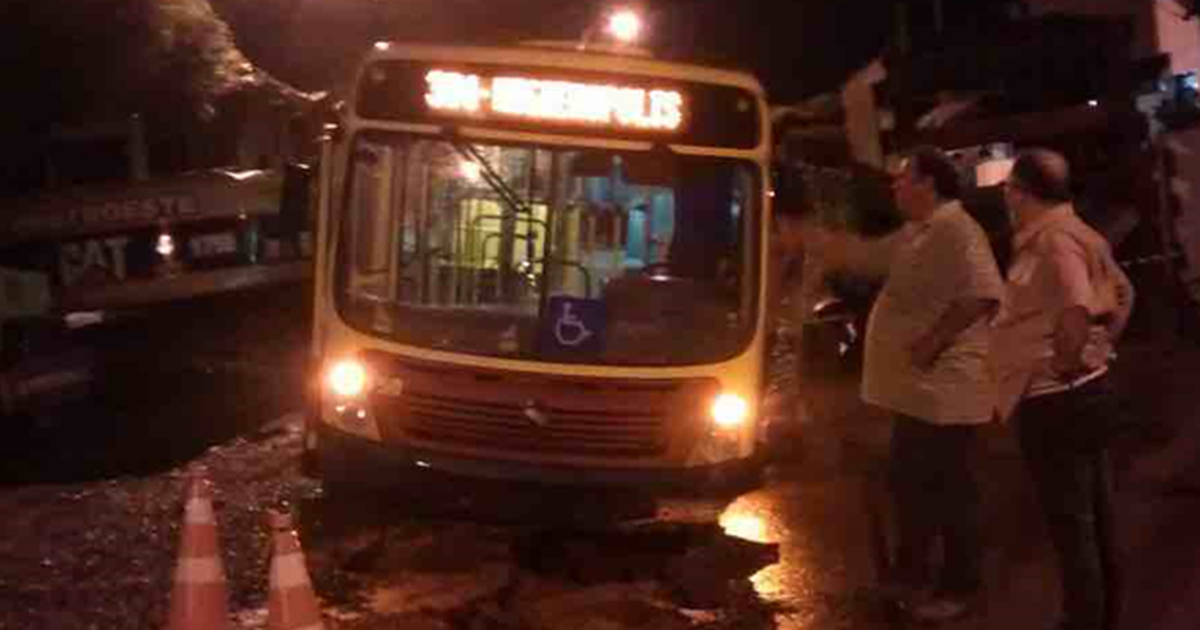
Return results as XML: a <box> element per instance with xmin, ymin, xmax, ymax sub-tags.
<box><xmin>711</xmin><ymin>392</ymin><xmax>750</xmax><ymax>429</ymax></box>
<box><xmin>327</xmin><ymin>360</ymin><xmax>368</xmax><ymax>398</ymax></box>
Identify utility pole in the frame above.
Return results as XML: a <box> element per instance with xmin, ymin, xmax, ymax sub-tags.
<box><xmin>889</xmin><ymin>1</ymin><xmax>914</xmax><ymax>150</ymax></box>
<box><xmin>894</xmin><ymin>1</ymin><xmax>910</xmax><ymax>56</ymax></box>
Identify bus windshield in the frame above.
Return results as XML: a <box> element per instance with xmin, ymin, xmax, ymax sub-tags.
<box><xmin>335</xmin><ymin>131</ymin><xmax>758</xmax><ymax>366</ymax></box>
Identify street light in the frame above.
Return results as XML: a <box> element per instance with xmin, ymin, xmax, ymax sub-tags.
<box><xmin>577</xmin><ymin>7</ymin><xmax>647</xmax><ymax>51</ymax></box>
<box><xmin>607</xmin><ymin>9</ymin><xmax>642</xmax><ymax>44</ymax></box>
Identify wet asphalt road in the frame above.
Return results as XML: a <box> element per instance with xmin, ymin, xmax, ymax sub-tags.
<box><xmin>4</xmin><ymin>287</ymin><xmax>1200</xmax><ymax>629</ymax></box>
<box><xmin>0</xmin><ymin>285</ymin><xmax>308</xmax><ymax>485</ymax></box>
<box><xmin>747</xmin><ymin>320</ymin><xmax>1200</xmax><ymax>630</ymax></box>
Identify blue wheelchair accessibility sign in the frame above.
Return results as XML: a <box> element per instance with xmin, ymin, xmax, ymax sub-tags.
<box><xmin>541</xmin><ymin>296</ymin><xmax>606</xmax><ymax>357</ymax></box>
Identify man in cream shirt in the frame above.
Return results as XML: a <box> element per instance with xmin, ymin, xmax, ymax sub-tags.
<box><xmin>815</xmin><ymin>147</ymin><xmax>1004</xmax><ymax>623</ymax></box>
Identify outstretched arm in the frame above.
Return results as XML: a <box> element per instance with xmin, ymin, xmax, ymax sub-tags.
<box><xmin>811</xmin><ymin>228</ymin><xmax>899</xmax><ymax>280</ymax></box>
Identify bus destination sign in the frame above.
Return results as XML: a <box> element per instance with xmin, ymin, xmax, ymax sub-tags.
<box><xmin>356</xmin><ymin>60</ymin><xmax>761</xmax><ymax>149</ymax></box>
<box><xmin>424</xmin><ymin>70</ymin><xmax>684</xmax><ymax>131</ymax></box>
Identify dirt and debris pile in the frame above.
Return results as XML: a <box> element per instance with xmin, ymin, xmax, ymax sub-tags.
<box><xmin>0</xmin><ymin>412</ymin><xmax>784</xmax><ymax>630</ymax></box>
<box><xmin>0</xmin><ymin>416</ymin><xmax>313</xmax><ymax>630</ymax></box>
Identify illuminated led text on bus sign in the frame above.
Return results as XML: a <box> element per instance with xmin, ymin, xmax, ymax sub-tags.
<box><xmin>424</xmin><ymin>70</ymin><xmax>684</xmax><ymax>131</ymax></box>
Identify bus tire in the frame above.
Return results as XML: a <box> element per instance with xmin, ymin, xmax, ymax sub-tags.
<box><xmin>312</xmin><ymin>453</ymin><xmax>370</xmax><ymax>502</ymax></box>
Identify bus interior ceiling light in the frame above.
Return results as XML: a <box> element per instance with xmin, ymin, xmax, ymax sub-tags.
<box><xmin>459</xmin><ymin>160</ymin><xmax>482</xmax><ymax>181</ymax></box>
<box><xmin>328</xmin><ymin>359</ymin><xmax>369</xmax><ymax>398</ymax></box>
<box><xmin>711</xmin><ymin>392</ymin><xmax>749</xmax><ymax>429</ymax></box>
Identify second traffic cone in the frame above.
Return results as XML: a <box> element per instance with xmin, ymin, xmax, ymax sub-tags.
<box><xmin>266</xmin><ymin>509</ymin><xmax>325</xmax><ymax>630</ymax></box>
<box><xmin>167</xmin><ymin>472</ymin><xmax>230</xmax><ymax>630</ymax></box>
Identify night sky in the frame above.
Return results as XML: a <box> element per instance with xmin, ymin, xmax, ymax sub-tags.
<box><xmin>220</xmin><ymin>0</ymin><xmax>898</xmax><ymax>103</ymax></box>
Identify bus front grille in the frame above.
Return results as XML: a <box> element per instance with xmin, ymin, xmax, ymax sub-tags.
<box><xmin>404</xmin><ymin>392</ymin><xmax>667</xmax><ymax>457</ymax></box>
<box><xmin>365</xmin><ymin>353</ymin><xmax>717</xmax><ymax>463</ymax></box>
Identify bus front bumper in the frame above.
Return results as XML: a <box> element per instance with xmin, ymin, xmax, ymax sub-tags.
<box><xmin>312</xmin><ymin>422</ymin><xmax>761</xmax><ymax>499</ymax></box>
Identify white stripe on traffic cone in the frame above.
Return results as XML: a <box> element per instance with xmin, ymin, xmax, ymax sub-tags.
<box><xmin>167</xmin><ymin>472</ymin><xmax>230</xmax><ymax>630</ymax></box>
<box><xmin>266</xmin><ymin>509</ymin><xmax>325</xmax><ymax>630</ymax></box>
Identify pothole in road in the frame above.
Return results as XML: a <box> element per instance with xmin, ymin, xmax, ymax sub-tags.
<box><xmin>291</xmin><ymin>492</ymin><xmax>783</xmax><ymax>630</ymax></box>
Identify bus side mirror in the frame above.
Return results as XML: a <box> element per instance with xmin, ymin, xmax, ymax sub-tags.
<box><xmin>771</xmin><ymin>162</ymin><xmax>804</xmax><ymax>210</ymax></box>
<box><xmin>280</xmin><ymin>162</ymin><xmax>313</xmax><ymax>238</ymax></box>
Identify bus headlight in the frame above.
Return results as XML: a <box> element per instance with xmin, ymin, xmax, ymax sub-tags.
<box><xmin>711</xmin><ymin>392</ymin><xmax>750</xmax><ymax>429</ymax></box>
<box><xmin>687</xmin><ymin>391</ymin><xmax>752</xmax><ymax>467</ymax></box>
<box><xmin>327</xmin><ymin>359</ymin><xmax>369</xmax><ymax>398</ymax></box>
<box><xmin>322</xmin><ymin>358</ymin><xmax>382</xmax><ymax>442</ymax></box>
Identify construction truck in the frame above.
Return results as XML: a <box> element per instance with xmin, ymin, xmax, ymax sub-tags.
<box><xmin>772</xmin><ymin>7</ymin><xmax>1200</xmax><ymax>342</ymax></box>
<box><xmin>1</xmin><ymin>115</ymin><xmax>314</xmax><ymax>311</ymax></box>
<box><xmin>0</xmin><ymin>114</ymin><xmax>315</xmax><ymax>423</ymax></box>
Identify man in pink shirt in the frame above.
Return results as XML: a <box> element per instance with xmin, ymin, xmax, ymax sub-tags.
<box><xmin>993</xmin><ymin>148</ymin><xmax>1134</xmax><ymax>630</ymax></box>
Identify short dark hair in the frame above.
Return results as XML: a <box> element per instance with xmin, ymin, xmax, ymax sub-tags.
<box><xmin>907</xmin><ymin>146</ymin><xmax>962</xmax><ymax>200</ymax></box>
<box><xmin>1010</xmin><ymin>149</ymin><xmax>1072</xmax><ymax>203</ymax></box>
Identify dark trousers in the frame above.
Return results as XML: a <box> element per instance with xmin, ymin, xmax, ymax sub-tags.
<box><xmin>1016</xmin><ymin>376</ymin><xmax>1120</xmax><ymax>630</ymax></box>
<box><xmin>888</xmin><ymin>414</ymin><xmax>983</xmax><ymax>596</ymax></box>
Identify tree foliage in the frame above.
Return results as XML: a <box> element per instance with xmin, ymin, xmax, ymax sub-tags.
<box><xmin>206</xmin><ymin>0</ymin><xmax>307</xmax><ymax>80</ymax></box>
<box><xmin>0</xmin><ymin>0</ymin><xmax>250</xmax><ymax>134</ymax></box>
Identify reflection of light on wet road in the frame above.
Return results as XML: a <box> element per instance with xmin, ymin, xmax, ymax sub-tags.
<box><xmin>720</xmin><ymin>493</ymin><xmax>784</xmax><ymax>543</ymax></box>
<box><xmin>720</xmin><ymin>512</ymin><xmax>769</xmax><ymax>543</ymax></box>
<box><xmin>749</xmin><ymin>561</ymin><xmax>789</xmax><ymax>601</ymax></box>
<box><xmin>721</xmin><ymin>492</ymin><xmax>792</xmax><ymax>600</ymax></box>
<box><xmin>720</xmin><ymin>481</ymin><xmax>868</xmax><ymax>628</ymax></box>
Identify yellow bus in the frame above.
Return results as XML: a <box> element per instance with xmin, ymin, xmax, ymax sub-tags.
<box><xmin>306</xmin><ymin>40</ymin><xmax>775</xmax><ymax>499</ymax></box>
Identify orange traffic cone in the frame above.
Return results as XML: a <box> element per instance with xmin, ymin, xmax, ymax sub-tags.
<box><xmin>167</xmin><ymin>472</ymin><xmax>230</xmax><ymax>630</ymax></box>
<box><xmin>266</xmin><ymin>509</ymin><xmax>325</xmax><ymax>630</ymax></box>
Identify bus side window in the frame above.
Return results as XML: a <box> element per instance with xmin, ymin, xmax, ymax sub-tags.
<box><xmin>346</xmin><ymin>144</ymin><xmax>395</xmax><ymax>297</ymax></box>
